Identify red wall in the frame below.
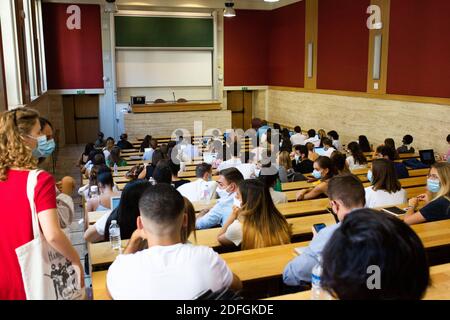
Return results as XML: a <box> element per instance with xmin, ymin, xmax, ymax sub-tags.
<box><xmin>387</xmin><ymin>0</ymin><xmax>450</xmax><ymax>98</ymax></box>
<box><xmin>224</xmin><ymin>10</ymin><xmax>269</xmax><ymax>86</ymax></box>
<box><xmin>316</xmin><ymin>0</ymin><xmax>370</xmax><ymax>92</ymax></box>
<box><xmin>268</xmin><ymin>1</ymin><xmax>305</xmax><ymax>87</ymax></box>
<box><xmin>42</xmin><ymin>3</ymin><xmax>103</xmax><ymax>90</ymax></box>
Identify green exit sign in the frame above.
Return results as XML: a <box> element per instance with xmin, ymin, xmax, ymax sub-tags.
<box><xmin>241</xmin><ymin>87</ymin><xmax>248</xmax><ymax>91</ymax></box>
<box><xmin>76</xmin><ymin>90</ymin><xmax>86</xmax><ymax>95</ymax></box>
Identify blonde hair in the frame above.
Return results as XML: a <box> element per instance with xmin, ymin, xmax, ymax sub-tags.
<box><xmin>239</xmin><ymin>180</ymin><xmax>291</xmax><ymax>250</ymax></box>
<box><xmin>278</xmin><ymin>151</ymin><xmax>292</xmax><ymax>170</ymax></box>
<box><xmin>433</xmin><ymin>162</ymin><xmax>450</xmax><ymax>200</ymax></box>
<box><xmin>0</xmin><ymin>108</ymin><xmax>40</xmax><ymax>181</ymax></box>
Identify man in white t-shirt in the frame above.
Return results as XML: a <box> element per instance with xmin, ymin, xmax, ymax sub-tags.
<box><xmin>107</xmin><ymin>184</ymin><xmax>242</xmax><ymax>300</ymax></box>
<box><xmin>290</xmin><ymin>126</ymin><xmax>307</xmax><ymax>146</ymax></box>
<box><xmin>304</xmin><ymin>129</ymin><xmax>321</xmax><ymax>147</ymax></box>
<box><xmin>177</xmin><ymin>163</ymin><xmax>217</xmax><ymax>202</ymax></box>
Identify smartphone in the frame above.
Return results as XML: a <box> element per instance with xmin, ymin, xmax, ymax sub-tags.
<box><xmin>313</xmin><ymin>223</ymin><xmax>327</xmax><ymax>233</ymax></box>
<box><xmin>381</xmin><ymin>206</ymin><xmax>406</xmax><ymax>216</ymax></box>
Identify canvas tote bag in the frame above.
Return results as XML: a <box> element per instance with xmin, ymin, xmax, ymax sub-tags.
<box><xmin>15</xmin><ymin>169</ymin><xmax>85</xmax><ymax>300</ymax></box>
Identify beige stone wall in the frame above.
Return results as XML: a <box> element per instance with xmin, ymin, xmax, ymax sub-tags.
<box><xmin>124</xmin><ymin>110</ymin><xmax>232</xmax><ymax>139</ymax></box>
<box><xmin>29</xmin><ymin>93</ymin><xmax>65</xmax><ymax>147</ymax></box>
<box><xmin>255</xmin><ymin>89</ymin><xmax>450</xmax><ymax>156</ymax></box>
<box><xmin>253</xmin><ymin>90</ymin><xmax>266</xmax><ymax>120</ymax></box>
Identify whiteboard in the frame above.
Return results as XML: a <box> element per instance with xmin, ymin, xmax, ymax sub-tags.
<box><xmin>116</xmin><ymin>50</ymin><xmax>213</xmax><ymax>88</ymax></box>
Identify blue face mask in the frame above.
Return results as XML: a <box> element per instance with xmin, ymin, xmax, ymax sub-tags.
<box><xmin>427</xmin><ymin>179</ymin><xmax>441</xmax><ymax>193</ymax></box>
<box><xmin>367</xmin><ymin>170</ymin><xmax>373</xmax><ymax>183</ymax></box>
<box><xmin>29</xmin><ymin>135</ymin><xmax>55</xmax><ymax>158</ymax></box>
<box><xmin>312</xmin><ymin>169</ymin><xmax>322</xmax><ymax>179</ymax></box>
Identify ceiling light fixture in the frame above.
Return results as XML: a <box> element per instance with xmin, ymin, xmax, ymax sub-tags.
<box><xmin>224</xmin><ymin>1</ymin><xmax>236</xmax><ymax>18</ymax></box>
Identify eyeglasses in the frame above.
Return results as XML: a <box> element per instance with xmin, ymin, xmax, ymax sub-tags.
<box><xmin>427</xmin><ymin>173</ymin><xmax>439</xmax><ymax>180</ymax></box>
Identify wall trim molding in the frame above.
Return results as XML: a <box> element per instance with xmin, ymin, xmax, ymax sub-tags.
<box><xmin>269</xmin><ymin>86</ymin><xmax>450</xmax><ymax>106</ymax></box>
<box><xmin>46</xmin><ymin>89</ymin><xmax>105</xmax><ymax>95</ymax></box>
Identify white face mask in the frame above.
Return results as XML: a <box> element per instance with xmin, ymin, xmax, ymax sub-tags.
<box><xmin>216</xmin><ymin>185</ymin><xmax>231</xmax><ymax>199</ymax></box>
<box><xmin>233</xmin><ymin>197</ymin><xmax>241</xmax><ymax>208</ymax></box>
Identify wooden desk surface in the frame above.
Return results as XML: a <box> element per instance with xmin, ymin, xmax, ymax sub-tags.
<box><xmin>88</xmin><ymin>214</ymin><xmax>336</xmax><ymax>268</ymax></box>
<box><xmin>266</xmin><ymin>263</ymin><xmax>450</xmax><ymax>300</ymax></box>
<box><xmin>131</xmin><ymin>101</ymin><xmax>222</xmax><ymax>113</ymax></box>
<box><xmin>90</xmin><ymin>218</ymin><xmax>450</xmax><ymax>300</ymax></box>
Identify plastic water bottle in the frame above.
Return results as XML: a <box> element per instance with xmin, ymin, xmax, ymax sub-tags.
<box><xmin>113</xmin><ymin>163</ymin><xmax>118</xmax><ymax>176</ymax></box>
<box><xmin>90</xmin><ymin>185</ymin><xmax>99</xmax><ymax>201</ymax></box>
<box><xmin>109</xmin><ymin>220</ymin><xmax>121</xmax><ymax>250</ymax></box>
<box><xmin>311</xmin><ymin>256</ymin><xmax>331</xmax><ymax>300</ymax></box>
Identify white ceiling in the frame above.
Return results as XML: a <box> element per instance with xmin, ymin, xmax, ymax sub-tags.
<box><xmin>43</xmin><ymin>0</ymin><xmax>302</xmax><ymax>11</ymax></box>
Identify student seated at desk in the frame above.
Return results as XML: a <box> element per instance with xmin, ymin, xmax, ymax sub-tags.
<box><xmin>290</xmin><ymin>126</ymin><xmax>307</xmax><ymax>146</ymax></box>
<box><xmin>330</xmin><ymin>151</ymin><xmax>351</xmax><ymax>175</ymax></box>
<box><xmin>292</xmin><ymin>145</ymin><xmax>314</xmax><ymax>174</ymax></box>
<box><xmin>218</xmin><ymin>179</ymin><xmax>291</xmax><ymax>249</ymax></box>
<box><xmin>139</xmin><ymin>134</ymin><xmax>152</xmax><ymax>152</ymax></box>
<box><xmin>321</xmin><ymin>138</ymin><xmax>336</xmax><ymax>158</ymax></box>
<box><xmin>217</xmin><ymin>141</ymin><xmax>242</xmax><ymax>172</ymax></box>
<box><xmin>384</xmin><ymin>138</ymin><xmax>400</xmax><ymax>160</ymax></box>
<box><xmin>306</xmin><ymin>142</ymin><xmax>319</xmax><ymax>162</ymax></box>
<box><xmin>277</xmin><ymin>151</ymin><xmax>296</xmax><ymax>183</ymax></box>
<box><xmin>78</xmin><ymin>164</ymin><xmax>109</xmax><ymax>200</ymax></box>
<box><xmin>79</xmin><ymin>143</ymin><xmax>95</xmax><ymax>167</ymax></box>
<box><xmin>106</xmin><ymin>147</ymin><xmax>127</xmax><ymax>168</ymax></box>
<box><xmin>327</xmin><ymin>130</ymin><xmax>342</xmax><ymax>152</ymax></box>
<box><xmin>85</xmin><ymin>171</ymin><xmax>120</xmax><ymax>212</ymax></box>
<box><xmin>295</xmin><ymin>156</ymin><xmax>337</xmax><ymax>201</ymax></box>
<box><xmin>177</xmin><ymin>163</ymin><xmax>217</xmax><ymax>202</ymax></box>
<box><xmin>404</xmin><ymin>162</ymin><xmax>450</xmax><ymax>225</ymax></box>
<box><xmin>283</xmin><ymin>175</ymin><xmax>366</xmax><ymax>286</ymax></box>
<box><xmin>103</xmin><ymin>137</ymin><xmax>115</xmax><ymax>160</ymax></box>
<box><xmin>95</xmin><ymin>131</ymin><xmax>105</xmax><ymax>148</ymax></box>
<box><xmin>280</xmin><ymin>128</ymin><xmax>293</xmax><ymax>152</ymax></box>
<box><xmin>321</xmin><ymin>209</ymin><xmax>429</xmax><ymax>300</ymax></box>
<box><xmin>152</xmin><ymin>160</ymin><xmax>173</xmax><ymax>184</ymax></box>
<box><xmin>258</xmin><ymin>166</ymin><xmax>288</xmax><ymax>204</ymax></box>
<box><xmin>196</xmin><ymin>168</ymin><xmax>244</xmax><ymax>230</ymax></box>
<box><xmin>364</xmin><ymin>159</ymin><xmax>407</xmax><ymax>208</ymax></box>
<box><xmin>117</xmin><ymin>133</ymin><xmax>134</xmax><ymax>150</ymax></box>
<box><xmin>138</xmin><ymin>149</ymin><xmax>168</xmax><ymax>181</ymax></box>
<box><xmin>379</xmin><ymin>146</ymin><xmax>409</xmax><ymax>179</ymax></box>
<box><xmin>236</xmin><ymin>152</ymin><xmax>258</xmax><ymax>179</ymax></box>
<box><xmin>106</xmin><ymin>184</ymin><xmax>242</xmax><ymax>299</ymax></box>
<box><xmin>304</xmin><ymin>129</ymin><xmax>321</xmax><ymax>148</ymax></box>
<box><xmin>358</xmin><ymin>135</ymin><xmax>372</xmax><ymax>153</ymax></box>
<box><xmin>142</xmin><ymin>138</ymin><xmax>157</xmax><ymax>161</ymax></box>
<box><xmin>84</xmin><ymin>180</ymin><xmax>151</xmax><ymax>243</ymax></box>
<box><xmin>397</xmin><ymin>134</ymin><xmax>415</xmax><ymax>154</ymax></box>
<box><xmin>346</xmin><ymin>141</ymin><xmax>368</xmax><ymax>170</ymax></box>
<box><xmin>82</xmin><ymin>150</ymin><xmax>105</xmax><ymax>178</ymax></box>
<box><xmin>169</xmin><ymin>159</ymin><xmax>190</xmax><ymax>188</ymax></box>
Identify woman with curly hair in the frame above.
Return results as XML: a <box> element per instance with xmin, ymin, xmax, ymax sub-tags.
<box><xmin>0</xmin><ymin>108</ymin><xmax>83</xmax><ymax>299</ymax></box>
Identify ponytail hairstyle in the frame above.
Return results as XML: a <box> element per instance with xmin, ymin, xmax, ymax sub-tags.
<box><xmin>0</xmin><ymin>108</ymin><xmax>40</xmax><ymax>181</ymax></box>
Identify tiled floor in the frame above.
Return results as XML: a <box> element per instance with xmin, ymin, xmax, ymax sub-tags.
<box><xmin>52</xmin><ymin>144</ymin><xmax>92</xmax><ymax>297</ymax></box>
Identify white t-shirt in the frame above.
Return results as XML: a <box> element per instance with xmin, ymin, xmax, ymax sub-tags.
<box><xmin>364</xmin><ymin>186</ymin><xmax>408</xmax><ymax>208</ymax></box>
<box><xmin>94</xmin><ymin>210</ymin><xmax>112</xmax><ymax>236</ymax></box>
<box><xmin>107</xmin><ymin>243</ymin><xmax>233</xmax><ymax>300</ymax></box>
<box><xmin>103</xmin><ymin>149</ymin><xmax>111</xmax><ymax>160</ymax></box>
<box><xmin>323</xmin><ymin>147</ymin><xmax>336</xmax><ymax>158</ymax></box>
<box><xmin>290</xmin><ymin>133</ymin><xmax>307</xmax><ymax>146</ymax></box>
<box><xmin>270</xmin><ymin>188</ymin><xmax>288</xmax><ymax>204</ymax></box>
<box><xmin>177</xmin><ymin>178</ymin><xmax>217</xmax><ymax>203</ymax></box>
<box><xmin>224</xmin><ymin>220</ymin><xmax>243</xmax><ymax>246</ymax></box>
<box><xmin>332</xmin><ymin>140</ymin><xmax>343</xmax><ymax>152</ymax></box>
<box><xmin>304</xmin><ymin>136</ymin><xmax>321</xmax><ymax>147</ymax></box>
<box><xmin>346</xmin><ymin>156</ymin><xmax>368</xmax><ymax>170</ymax></box>
<box><xmin>236</xmin><ymin>163</ymin><xmax>257</xmax><ymax>180</ymax></box>
<box><xmin>217</xmin><ymin>158</ymin><xmax>242</xmax><ymax>172</ymax></box>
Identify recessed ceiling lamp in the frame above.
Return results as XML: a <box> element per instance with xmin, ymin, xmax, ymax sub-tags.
<box><xmin>264</xmin><ymin>0</ymin><xmax>280</xmax><ymax>2</ymax></box>
<box><xmin>224</xmin><ymin>1</ymin><xmax>236</xmax><ymax>18</ymax></box>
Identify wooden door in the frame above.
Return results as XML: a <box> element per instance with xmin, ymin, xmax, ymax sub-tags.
<box><xmin>0</xmin><ymin>22</ymin><xmax>7</xmax><ymax>111</ymax></box>
<box><xmin>63</xmin><ymin>95</ymin><xmax>99</xmax><ymax>144</ymax></box>
<box><xmin>227</xmin><ymin>91</ymin><xmax>252</xmax><ymax>131</ymax></box>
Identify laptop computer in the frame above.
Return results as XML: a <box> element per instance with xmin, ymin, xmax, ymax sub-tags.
<box><xmin>203</xmin><ymin>152</ymin><xmax>218</xmax><ymax>164</ymax></box>
<box><xmin>110</xmin><ymin>196</ymin><xmax>121</xmax><ymax>211</ymax></box>
<box><xmin>314</xmin><ymin>147</ymin><xmax>327</xmax><ymax>156</ymax></box>
<box><xmin>419</xmin><ymin>149</ymin><xmax>435</xmax><ymax>165</ymax></box>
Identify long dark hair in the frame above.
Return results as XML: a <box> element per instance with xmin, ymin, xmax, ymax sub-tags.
<box><xmin>372</xmin><ymin>159</ymin><xmax>402</xmax><ymax>193</ymax></box>
<box><xmin>384</xmin><ymin>138</ymin><xmax>399</xmax><ymax>159</ymax></box>
<box><xmin>104</xmin><ymin>180</ymin><xmax>152</xmax><ymax>241</ymax></box>
<box><xmin>140</xmin><ymin>135</ymin><xmax>152</xmax><ymax>152</ymax></box>
<box><xmin>153</xmin><ymin>159</ymin><xmax>172</xmax><ymax>184</ymax></box>
<box><xmin>83</xmin><ymin>143</ymin><xmax>95</xmax><ymax>156</ymax></box>
<box><xmin>358</xmin><ymin>135</ymin><xmax>371</xmax><ymax>152</ymax></box>
<box><xmin>108</xmin><ymin>146</ymin><xmax>123</xmax><ymax>166</ymax></box>
<box><xmin>347</xmin><ymin>141</ymin><xmax>367</xmax><ymax>165</ymax></box>
<box><xmin>315</xmin><ymin>156</ymin><xmax>338</xmax><ymax>181</ymax></box>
